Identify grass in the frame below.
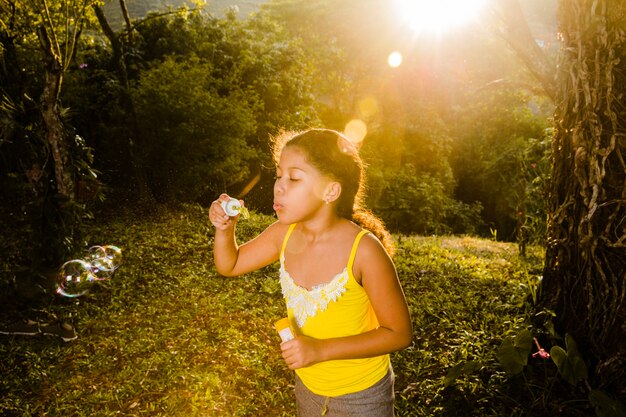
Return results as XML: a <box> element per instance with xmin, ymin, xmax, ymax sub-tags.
<box><xmin>0</xmin><ymin>203</ymin><xmax>577</xmax><ymax>416</ymax></box>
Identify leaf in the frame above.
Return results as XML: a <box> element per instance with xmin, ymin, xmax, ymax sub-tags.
<box><xmin>443</xmin><ymin>360</ymin><xmax>479</xmax><ymax>387</ymax></box>
<box><xmin>550</xmin><ymin>335</ymin><xmax>588</xmax><ymax>385</ymax></box>
<box><xmin>564</xmin><ymin>333</ymin><xmax>581</xmax><ymax>357</ymax></box>
<box><xmin>589</xmin><ymin>389</ymin><xmax>626</xmax><ymax>417</ymax></box>
<box><xmin>444</xmin><ymin>362</ymin><xmax>465</xmax><ymax>387</ymax></box>
<box><xmin>497</xmin><ymin>329</ymin><xmax>533</xmax><ymax>375</ymax></box>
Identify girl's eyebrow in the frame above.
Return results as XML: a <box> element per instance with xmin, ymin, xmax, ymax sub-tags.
<box><xmin>276</xmin><ymin>165</ymin><xmax>307</xmax><ymax>173</ymax></box>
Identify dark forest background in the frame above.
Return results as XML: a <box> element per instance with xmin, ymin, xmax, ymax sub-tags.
<box><xmin>1</xmin><ymin>0</ymin><xmax>558</xmax><ymax>277</ymax></box>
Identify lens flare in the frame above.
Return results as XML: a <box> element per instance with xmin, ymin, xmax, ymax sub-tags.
<box><xmin>388</xmin><ymin>51</ymin><xmax>403</xmax><ymax>68</ymax></box>
<box><xmin>344</xmin><ymin>119</ymin><xmax>368</xmax><ymax>144</ymax></box>
<box><xmin>359</xmin><ymin>97</ymin><xmax>379</xmax><ymax>118</ymax></box>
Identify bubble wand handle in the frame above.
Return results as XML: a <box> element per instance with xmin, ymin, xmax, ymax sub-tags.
<box><xmin>274</xmin><ymin>318</ymin><xmax>294</xmax><ymax>342</ymax></box>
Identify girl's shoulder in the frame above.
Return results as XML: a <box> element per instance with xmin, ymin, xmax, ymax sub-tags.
<box><xmin>341</xmin><ymin>220</ymin><xmax>388</xmax><ymax>260</ymax></box>
<box><xmin>259</xmin><ymin>221</ymin><xmax>293</xmax><ymax>249</ymax></box>
<box><xmin>357</xmin><ymin>231</ymin><xmax>389</xmax><ymax>258</ymax></box>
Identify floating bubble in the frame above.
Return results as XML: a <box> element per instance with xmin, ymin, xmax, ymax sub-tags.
<box><xmin>56</xmin><ymin>259</ymin><xmax>97</xmax><ymax>298</ymax></box>
<box><xmin>84</xmin><ymin>245</ymin><xmax>122</xmax><ymax>279</ymax></box>
<box><xmin>101</xmin><ymin>245</ymin><xmax>123</xmax><ymax>267</ymax></box>
<box><xmin>55</xmin><ymin>245</ymin><xmax>123</xmax><ymax>297</ymax></box>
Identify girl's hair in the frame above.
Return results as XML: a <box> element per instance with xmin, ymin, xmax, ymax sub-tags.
<box><xmin>272</xmin><ymin>129</ymin><xmax>395</xmax><ymax>256</ymax></box>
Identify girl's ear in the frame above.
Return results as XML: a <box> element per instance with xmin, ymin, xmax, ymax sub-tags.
<box><xmin>324</xmin><ymin>181</ymin><xmax>342</xmax><ymax>204</ymax></box>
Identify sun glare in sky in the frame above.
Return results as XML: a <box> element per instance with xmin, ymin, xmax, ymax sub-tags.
<box><xmin>394</xmin><ymin>0</ymin><xmax>487</xmax><ymax>34</ymax></box>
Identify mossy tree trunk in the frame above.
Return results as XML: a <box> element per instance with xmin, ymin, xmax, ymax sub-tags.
<box><xmin>540</xmin><ymin>0</ymin><xmax>625</xmax><ymax>395</ymax></box>
<box><xmin>37</xmin><ymin>25</ymin><xmax>76</xmax><ymax>200</ymax></box>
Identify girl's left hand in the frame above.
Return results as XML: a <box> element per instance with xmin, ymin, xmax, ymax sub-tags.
<box><xmin>280</xmin><ymin>335</ymin><xmax>322</xmax><ymax>370</ymax></box>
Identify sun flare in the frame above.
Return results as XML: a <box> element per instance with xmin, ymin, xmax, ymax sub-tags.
<box><xmin>394</xmin><ymin>0</ymin><xmax>487</xmax><ymax>34</ymax></box>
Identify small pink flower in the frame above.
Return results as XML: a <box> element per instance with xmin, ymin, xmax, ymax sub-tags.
<box><xmin>532</xmin><ymin>337</ymin><xmax>550</xmax><ymax>359</ymax></box>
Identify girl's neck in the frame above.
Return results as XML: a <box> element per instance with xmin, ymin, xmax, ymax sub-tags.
<box><xmin>298</xmin><ymin>214</ymin><xmax>345</xmax><ymax>243</ymax></box>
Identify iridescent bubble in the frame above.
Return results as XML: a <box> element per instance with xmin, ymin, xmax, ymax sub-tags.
<box><xmin>101</xmin><ymin>245</ymin><xmax>122</xmax><ymax>269</ymax></box>
<box><xmin>90</xmin><ymin>257</ymin><xmax>115</xmax><ymax>279</ymax></box>
<box><xmin>56</xmin><ymin>259</ymin><xmax>96</xmax><ymax>298</ymax></box>
<box><xmin>84</xmin><ymin>245</ymin><xmax>122</xmax><ymax>279</ymax></box>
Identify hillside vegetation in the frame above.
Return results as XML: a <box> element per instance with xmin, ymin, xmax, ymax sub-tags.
<box><xmin>102</xmin><ymin>0</ymin><xmax>263</xmax><ymax>28</ymax></box>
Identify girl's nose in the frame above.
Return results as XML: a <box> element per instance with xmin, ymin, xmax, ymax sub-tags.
<box><xmin>274</xmin><ymin>179</ymin><xmax>283</xmax><ymax>195</ymax></box>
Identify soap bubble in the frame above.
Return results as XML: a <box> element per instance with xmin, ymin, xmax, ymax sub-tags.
<box><xmin>56</xmin><ymin>259</ymin><xmax>96</xmax><ymax>298</ymax></box>
<box><xmin>84</xmin><ymin>245</ymin><xmax>122</xmax><ymax>279</ymax></box>
<box><xmin>101</xmin><ymin>245</ymin><xmax>123</xmax><ymax>269</ymax></box>
<box><xmin>55</xmin><ymin>245</ymin><xmax>123</xmax><ymax>297</ymax></box>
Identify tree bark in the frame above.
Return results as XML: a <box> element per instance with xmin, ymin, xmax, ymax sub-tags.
<box><xmin>540</xmin><ymin>0</ymin><xmax>625</xmax><ymax>395</ymax></box>
<box><xmin>37</xmin><ymin>25</ymin><xmax>75</xmax><ymax>200</ymax></box>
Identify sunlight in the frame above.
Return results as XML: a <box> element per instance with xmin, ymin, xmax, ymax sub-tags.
<box><xmin>394</xmin><ymin>0</ymin><xmax>487</xmax><ymax>34</ymax></box>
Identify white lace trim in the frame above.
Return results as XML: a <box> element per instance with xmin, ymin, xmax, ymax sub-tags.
<box><xmin>279</xmin><ymin>255</ymin><xmax>349</xmax><ymax>328</ymax></box>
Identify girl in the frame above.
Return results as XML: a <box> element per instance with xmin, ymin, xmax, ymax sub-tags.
<box><xmin>209</xmin><ymin>129</ymin><xmax>412</xmax><ymax>416</ymax></box>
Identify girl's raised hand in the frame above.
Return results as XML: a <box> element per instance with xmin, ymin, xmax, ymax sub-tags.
<box><xmin>209</xmin><ymin>194</ymin><xmax>243</xmax><ymax>231</ymax></box>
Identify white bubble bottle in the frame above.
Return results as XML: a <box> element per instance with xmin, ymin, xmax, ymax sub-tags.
<box><xmin>274</xmin><ymin>317</ymin><xmax>294</xmax><ymax>342</ymax></box>
<box><xmin>221</xmin><ymin>198</ymin><xmax>249</xmax><ymax>219</ymax></box>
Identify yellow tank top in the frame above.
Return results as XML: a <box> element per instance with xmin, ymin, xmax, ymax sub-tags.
<box><xmin>279</xmin><ymin>223</ymin><xmax>390</xmax><ymax>397</ymax></box>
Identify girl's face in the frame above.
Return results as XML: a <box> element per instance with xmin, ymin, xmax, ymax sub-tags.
<box><xmin>273</xmin><ymin>146</ymin><xmax>330</xmax><ymax>224</ymax></box>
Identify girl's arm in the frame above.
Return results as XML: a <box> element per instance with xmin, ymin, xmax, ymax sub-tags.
<box><xmin>209</xmin><ymin>194</ymin><xmax>287</xmax><ymax>276</ymax></box>
<box><xmin>280</xmin><ymin>234</ymin><xmax>413</xmax><ymax>369</ymax></box>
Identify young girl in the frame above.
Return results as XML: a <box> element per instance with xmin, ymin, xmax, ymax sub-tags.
<box><xmin>209</xmin><ymin>129</ymin><xmax>412</xmax><ymax>416</ymax></box>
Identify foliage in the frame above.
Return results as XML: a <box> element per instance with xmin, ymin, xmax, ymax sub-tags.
<box><xmin>448</xmin><ymin>87</ymin><xmax>552</xmax><ymax>242</ymax></box>
<box><xmin>131</xmin><ymin>55</ymin><xmax>257</xmax><ymax>201</ymax></box>
<box><xmin>0</xmin><ymin>0</ymin><xmax>105</xmax><ymax>270</ymax></box>
<box><xmin>368</xmin><ymin>165</ymin><xmax>483</xmax><ymax>235</ymax></box>
<box><xmin>63</xmin><ymin>7</ymin><xmax>318</xmax><ymax>206</ymax></box>
<box><xmin>489</xmin><ymin>326</ymin><xmax>625</xmax><ymax>417</ymax></box>
<box><xmin>265</xmin><ymin>0</ymin><xmax>554</xmax><ymax>241</ymax></box>
<box><xmin>3</xmin><ymin>0</ymin><xmax>559</xmax><ymax>260</ymax></box>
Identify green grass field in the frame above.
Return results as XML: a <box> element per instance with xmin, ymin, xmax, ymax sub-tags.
<box><xmin>1</xmin><ymin>204</ymin><xmax>578</xmax><ymax>416</ymax></box>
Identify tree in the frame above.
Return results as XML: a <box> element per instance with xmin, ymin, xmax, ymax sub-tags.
<box><xmin>35</xmin><ymin>0</ymin><xmax>101</xmax><ymax>200</ymax></box>
<box><xmin>0</xmin><ymin>0</ymin><xmax>100</xmax><ymax>200</ymax></box>
<box><xmin>539</xmin><ymin>0</ymin><xmax>626</xmax><ymax>396</ymax></box>
<box><xmin>92</xmin><ymin>0</ymin><xmax>154</xmax><ymax>204</ymax></box>
<box><xmin>131</xmin><ymin>56</ymin><xmax>258</xmax><ymax>201</ymax></box>
<box><xmin>1</xmin><ymin>0</ymin><xmax>102</xmax><ymax>266</ymax></box>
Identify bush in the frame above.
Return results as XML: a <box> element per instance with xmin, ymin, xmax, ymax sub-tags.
<box><xmin>369</xmin><ymin>165</ymin><xmax>483</xmax><ymax>235</ymax></box>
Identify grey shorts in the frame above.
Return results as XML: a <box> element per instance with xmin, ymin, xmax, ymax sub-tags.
<box><xmin>294</xmin><ymin>368</ymin><xmax>395</xmax><ymax>417</ymax></box>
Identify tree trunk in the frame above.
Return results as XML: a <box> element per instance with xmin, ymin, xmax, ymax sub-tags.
<box><xmin>37</xmin><ymin>26</ymin><xmax>75</xmax><ymax>200</ymax></box>
<box><xmin>540</xmin><ymin>0</ymin><xmax>625</xmax><ymax>396</ymax></box>
<box><xmin>93</xmin><ymin>4</ymin><xmax>154</xmax><ymax>204</ymax></box>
